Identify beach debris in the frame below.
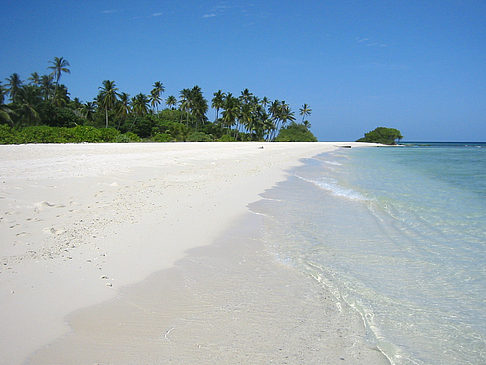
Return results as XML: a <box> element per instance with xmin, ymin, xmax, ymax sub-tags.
<box><xmin>105</xmin><ymin>282</ymin><xmax>112</xmax><ymax>287</ymax></box>
<box><xmin>100</xmin><ymin>275</ymin><xmax>108</xmax><ymax>279</ymax></box>
<box><xmin>336</xmin><ymin>302</ymin><xmax>342</xmax><ymax>312</ymax></box>
<box><xmin>258</xmin><ymin>146</ymin><xmax>264</xmax><ymax>149</ymax></box>
<box><xmin>42</xmin><ymin>227</ymin><xmax>65</xmax><ymax>235</ymax></box>
<box><xmin>163</xmin><ymin>327</ymin><xmax>175</xmax><ymax>340</ymax></box>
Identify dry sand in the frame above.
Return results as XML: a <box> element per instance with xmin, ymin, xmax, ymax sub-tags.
<box><xmin>0</xmin><ymin>142</ymin><xmax>385</xmax><ymax>364</ymax></box>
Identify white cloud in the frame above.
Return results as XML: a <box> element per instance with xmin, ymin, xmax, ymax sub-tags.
<box><xmin>356</xmin><ymin>37</ymin><xmax>388</xmax><ymax>48</ymax></box>
<box><xmin>101</xmin><ymin>9</ymin><xmax>118</xmax><ymax>14</ymax></box>
<box><xmin>151</xmin><ymin>12</ymin><xmax>163</xmax><ymax>17</ymax></box>
<box><xmin>202</xmin><ymin>13</ymin><xmax>217</xmax><ymax>18</ymax></box>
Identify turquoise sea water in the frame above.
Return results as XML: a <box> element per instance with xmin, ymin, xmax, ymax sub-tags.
<box><xmin>249</xmin><ymin>143</ymin><xmax>486</xmax><ymax>365</ymax></box>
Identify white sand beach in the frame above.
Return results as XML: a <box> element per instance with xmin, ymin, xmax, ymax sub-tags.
<box><xmin>0</xmin><ymin>142</ymin><xmax>386</xmax><ymax>364</ymax></box>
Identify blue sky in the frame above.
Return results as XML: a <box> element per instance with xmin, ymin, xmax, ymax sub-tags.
<box><xmin>2</xmin><ymin>0</ymin><xmax>485</xmax><ymax>141</ymax></box>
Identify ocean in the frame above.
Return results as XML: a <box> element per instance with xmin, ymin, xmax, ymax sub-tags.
<box><xmin>249</xmin><ymin>142</ymin><xmax>486</xmax><ymax>365</ymax></box>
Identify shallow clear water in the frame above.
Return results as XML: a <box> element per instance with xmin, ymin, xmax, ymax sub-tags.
<box><xmin>249</xmin><ymin>143</ymin><xmax>486</xmax><ymax>365</ymax></box>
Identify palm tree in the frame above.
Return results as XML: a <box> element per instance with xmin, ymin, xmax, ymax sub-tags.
<box><xmin>189</xmin><ymin>85</ymin><xmax>208</xmax><ymax>130</ymax></box>
<box><xmin>52</xmin><ymin>84</ymin><xmax>70</xmax><ymax>107</ymax></box>
<box><xmin>239</xmin><ymin>102</ymin><xmax>253</xmax><ymax>135</ymax></box>
<box><xmin>98</xmin><ymin>80</ymin><xmax>119</xmax><ymax>128</ymax></box>
<box><xmin>82</xmin><ymin>102</ymin><xmax>96</xmax><ymax>122</ymax></box>
<box><xmin>150</xmin><ymin>81</ymin><xmax>164</xmax><ymax>112</ymax></box>
<box><xmin>16</xmin><ymin>85</ymin><xmax>42</xmax><ymax>126</ymax></box>
<box><xmin>278</xmin><ymin>101</ymin><xmax>295</xmax><ymax>130</ymax></box>
<box><xmin>48</xmin><ymin>57</ymin><xmax>70</xmax><ymax>88</ymax></box>
<box><xmin>0</xmin><ymin>82</ymin><xmax>14</xmax><ymax>125</ymax></box>
<box><xmin>116</xmin><ymin>92</ymin><xmax>131</xmax><ymax>120</ymax></box>
<box><xmin>212</xmin><ymin>90</ymin><xmax>225</xmax><ymax>122</ymax></box>
<box><xmin>263</xmin><ymin>116</ymin><xmax>275</xmax><ymax>141</ymax></box>
<box><xmin>269</xmin><ymin>99</ymin><xmax>281</xmax><ymax>140</ymax></box>
<box><xmin>0</xmin><ymin>104</ymin><xmax>14</xmax><ymax>125</ymax></box>
<box><xmin>239</xmin><ymin>88</ymin><xmax>253</xmax><ymax>105</ymax></box>
<box><xmin>261</xmin><ymin>96</ymin><xmax>269</xmax><ymax>111</ymax></box>
<box><xmin>0</xmin><ymin>82</ymin><xmax>6</xmax><ymax>104</ymax></box>
<box><xmin>149</xmin><ymin>89</ymin><xmax>161</xmax><ymax>113</ymax></box>
<box><xmin>221</xmin><ymin>93</ymin><xmax>240</xmax><ymax>136</ymax></box>
<box><xmin>40</xmin><ymin>75</ymin><xmax>54</xmax><ymax>101</ymax></box>
<box><xmin>303</xmin><ymin>120</ymin><xmax>311</xmax><ymax>130</ymax></box>
<box><xmin>28</xmin><ymin>72</ymin><xmax>41</xmax><ymax>86</ymax></box>
<box><xmin>179</xmin><ymin>88</ymin><xmax>192</xmax><ymax>125</ymax></box>
<box><xmin>166</xmin><ymin>95</ymin><xmax>177</xmax><ymax>110</ymax></box>
<box><xmin>299</xmin><ymin>103</ymin><xmax>312</xmax><ymax>123</ymax></box>
<box><xmin>5</xmin><ymin>73</ymin><xmax>23</xmax><ymax>102</ymax></box>
<box><xmin>131</xmin><ymin>93</ymin><xmax>149</xmax><ymax>116</ymax></box>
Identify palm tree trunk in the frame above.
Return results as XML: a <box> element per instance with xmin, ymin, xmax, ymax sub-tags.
<box><xmin>105</xmin><ymin>106</ymin><xmax>109</xmax><ymax>128</ymax></box>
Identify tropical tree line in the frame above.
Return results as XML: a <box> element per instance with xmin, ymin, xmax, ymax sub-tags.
<box><xmin>1</xmin><ymin>57</ymin><xmax>317</xmax><ymax>143</ymax></box>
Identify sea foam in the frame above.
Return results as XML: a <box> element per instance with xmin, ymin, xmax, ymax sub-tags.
<box><xmin>294</xmin><ymin>174</ymin><xmax>368</xmax><ymax>201</ymax></box>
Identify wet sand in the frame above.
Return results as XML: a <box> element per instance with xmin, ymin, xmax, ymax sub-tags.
<box><xmin>27</xmin><ymin>213</ymin><xmax>387</xmax><ymax>364</ymax></box>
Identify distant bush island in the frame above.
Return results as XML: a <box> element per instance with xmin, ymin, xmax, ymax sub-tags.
<box><xmin>357</xmin><ymin>127</ymin><xmax>403</xmax><ymax>145</ymax></box>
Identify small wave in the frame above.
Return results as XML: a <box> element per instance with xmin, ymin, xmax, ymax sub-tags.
<box><xmin>295</xmin><ymin>175</ymin><xmax>368</xmax><ymax>201</ymax></box>
<box><xmin>248</xmin><ymin>210</ymin><xmax>269</xmax><ymax>217</ymax></box>
<box><xmin>260</xmin><ymin>197</ymin><xmax>284</xmax><ymax>202</ymax></box>
<box><xmin>322</xmin><ymin>160</ymin><xmax>343</xmax><ymax>166</ymax></box>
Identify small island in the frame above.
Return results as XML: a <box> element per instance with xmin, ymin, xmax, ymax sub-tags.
<box><xmin>356</xmin><ymin>127</ymin><xmax>403</xmax><ymax>145</ymax></box>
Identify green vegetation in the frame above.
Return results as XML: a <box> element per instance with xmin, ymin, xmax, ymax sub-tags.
<box><xmin>357</xmin><ymin>127</ymin><xmax>403</xmax><ymax>145</ymax></box>
<box><xmin>0</xmin><ymin>124</ymin><xmax>140</xmax><ymax>144</ymax></box>
<box><xmin>0</xmin><ymin>57</ymin><xmax>317</xmax><ymax>144</ymax></box>
<box><xmin>275</xmin><ymin>122</ymin><xmax>318</xmax><ymax>142</ymax></box>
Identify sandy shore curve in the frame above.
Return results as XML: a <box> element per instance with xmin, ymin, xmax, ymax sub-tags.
<box><xmin>0</xmin><ymin>142</ymin><xmax>383</xmax><ymax>364</ymax></box>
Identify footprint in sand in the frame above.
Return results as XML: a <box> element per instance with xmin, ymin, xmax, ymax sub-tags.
<box><xmin>34</xmin><ymin>201</ymin><xmax>56</xmax><ymax>213</ymax></box>
<box><xmin>42</xmin><ymin>227</ymin><xmax>66</xmax><ymax>235</ymax></box>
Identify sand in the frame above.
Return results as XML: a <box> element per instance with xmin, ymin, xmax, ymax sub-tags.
<box><xmin>0</xmin><ymin>142</ymin><xmax>386</xmax><ymax>364</ymax></box>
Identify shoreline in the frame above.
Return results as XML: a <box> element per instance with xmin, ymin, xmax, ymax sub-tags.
<box><xmin>0</xmin><ymin>142</ymin><xmax>380</xmax><ymax>364</ymax></box>
<box><xmin>27</xmin><ymin>212</ymin><xmax>388</xmax><ymax>364</ymax></box>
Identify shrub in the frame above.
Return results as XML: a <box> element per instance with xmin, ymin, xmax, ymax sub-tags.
<box><xmin>152</xmin><ymin>133</ymin><xmax>174</xmax><ymax>142</ymax></box>
<box><xmin>68</xmin><ymin>125</ymin><xmax>103</xmax><ymax>143</ymax></box>
<box><xmin>121</xmin><ymin>116</ymin><xmax>153</xmax><ymax>138</ymax></box>
<box><xmin>0</xmin><ymin>124</ymin><xmax>18</xmax><ymax>144</ymax></box>
<box><xmin>152</xmin><ymin>120</ymin><xmax>188</xmax><ymax>141</ymax></box>
<box><xmin>356</xmin><ymin>127</ymin><xmax>403</xmax><ymax>145</ymax></box>
<box><xmin>114</xmin><ymin>134</ymin><xmax>131</xmax><ymax>143</ymax></box>
<box><xmin>114</xmin><ymin>132</ymin><xmax>141</xmax><ymax>143</ymax></box>
<box><xmin>275</xmin><ymin>123</ymin><xmax>318</xmax><ymax>142</ymax></box>
<box><xmin>38</xmin><ymin>104</ymin><xmax>85</xmax><ymax>127</ymax></box>
<box><xmin>155</xmin><ymin>109</ymin><xmax>185</xmax><ymax>122</ymax></box>
<box><xmin>17</xmin><ymin>126</ymin><xmax>64</xmax><ymax>143</ymax></box>
<box><xmin>186</xmin><ymin>131</ymin><xmax>213</xmax><ymax>142</ymax></box>
<box><xmin>99</xmin><ymin>128</ymin><xmax>120</xmax><ymax>142</ymax></box>
<box><xmin>218</xmin><ymin>134</ymin><xmax>236</xmax><ymax>142</ymax></box>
